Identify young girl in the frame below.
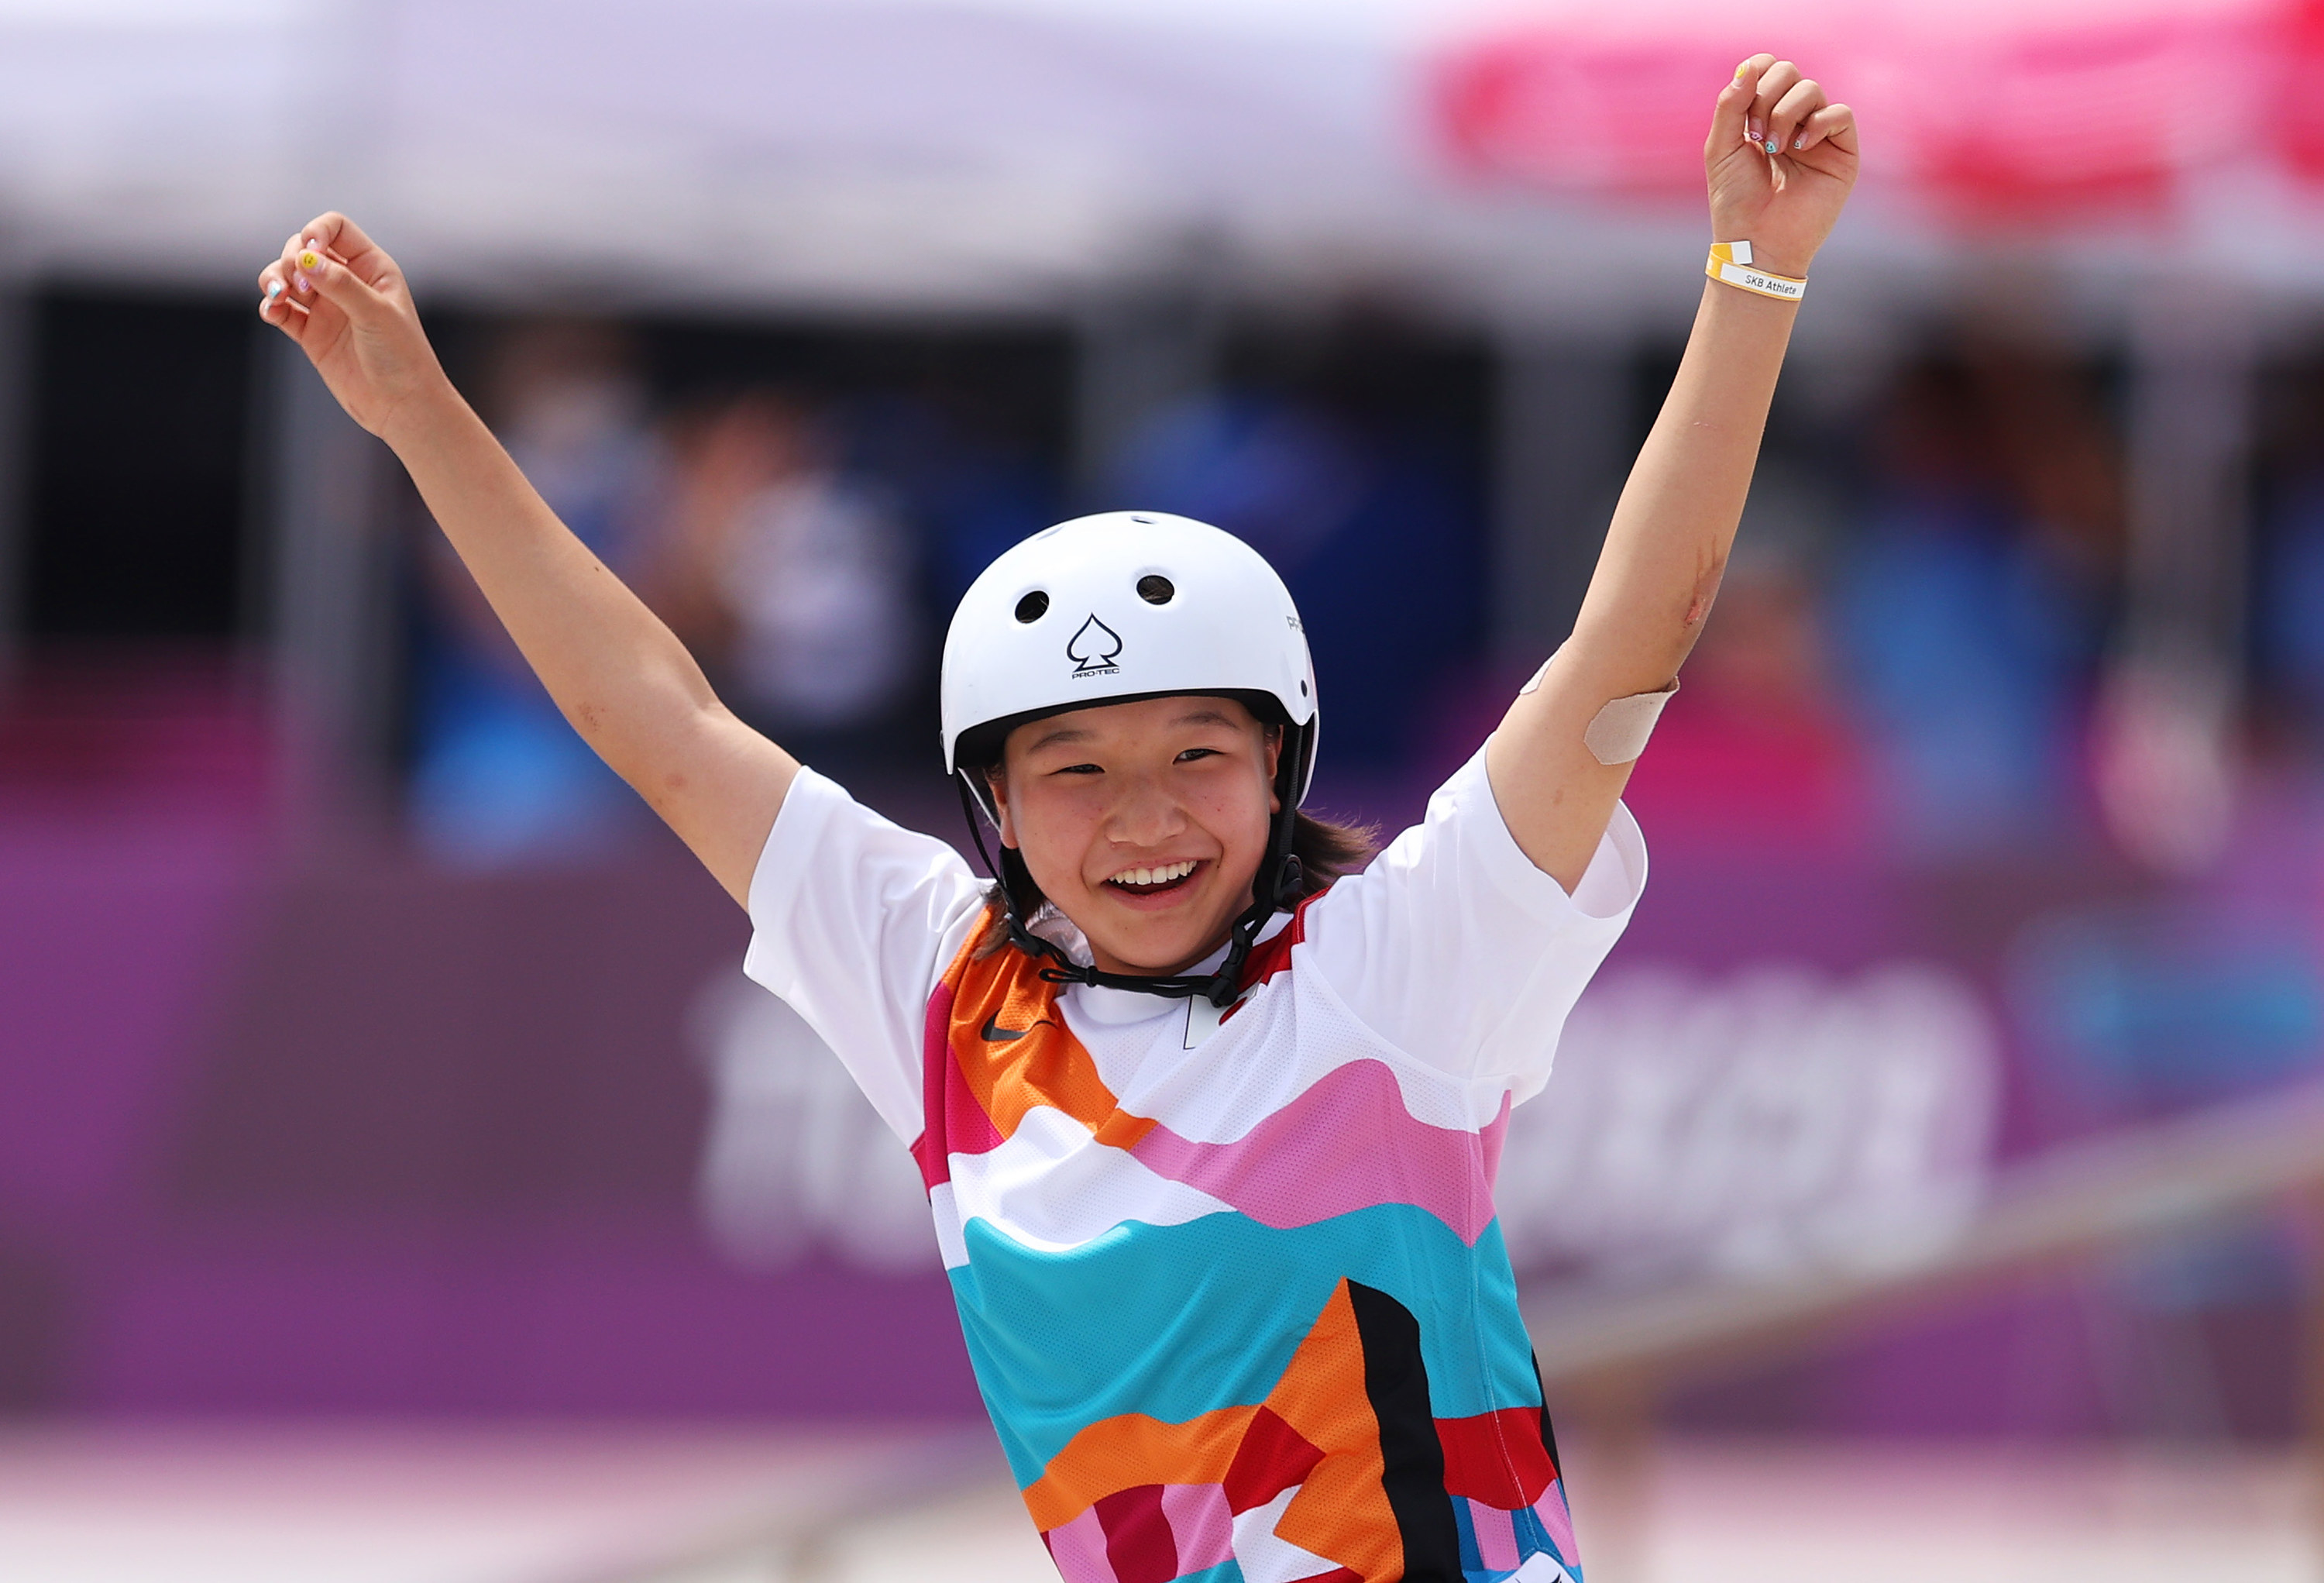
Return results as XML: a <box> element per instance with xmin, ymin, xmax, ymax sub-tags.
<box><xmin>258</xmin><ymin>57</ymin><xmax>1855</xmax><ymax>1583</ymax></box>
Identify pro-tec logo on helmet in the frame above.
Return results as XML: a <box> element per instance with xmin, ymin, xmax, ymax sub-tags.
<box><xmin>1067</xmin><ymin>614</ymin><xmax>1122</xmax><ymax>677</ymax></box>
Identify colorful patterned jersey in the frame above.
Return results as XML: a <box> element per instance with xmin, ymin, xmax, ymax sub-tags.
<box><xmin>744</xmin><ymin>748</ymin><xmax>1645</xmax><ymax>1583</ymax></box>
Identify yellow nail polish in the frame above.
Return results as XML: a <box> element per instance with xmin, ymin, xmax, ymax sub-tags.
<box><xmin>297</xmin><ymin>250</ymin><xmax>321</xmax><ymax>271</ymax></box>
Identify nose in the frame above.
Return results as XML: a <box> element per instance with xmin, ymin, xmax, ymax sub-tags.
<box><xmin>1102</xmin><ymin>767</ymin><xmax>1186</xmax><ymax>852</ymax></box>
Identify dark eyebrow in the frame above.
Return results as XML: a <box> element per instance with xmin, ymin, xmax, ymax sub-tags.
<box><xmin>1023</xmin><ymin>707</ymin><xmax>1242</xmax><ymax>755</ymax></box>
<box><xmin>1024</xmin><ymin>725</ymin><xmax>1095</xmax><ymax>754</ymax></box>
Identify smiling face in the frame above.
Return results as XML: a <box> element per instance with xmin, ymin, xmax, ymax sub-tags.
<box><xmin>988</xmin><ymin>694</ymin><xmax>1282</xmax><ymax>976</ymax></box>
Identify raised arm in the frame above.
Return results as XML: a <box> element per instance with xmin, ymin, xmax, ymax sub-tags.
<box><xmin>258</xmin><ymin>214</ymin><xmax>796</xmax><ymax>905</ymax></box>
<box><xmin>1487</xmin><ymin>55</ymin><xmax>1858</xmax><ymax>890</ymax></box>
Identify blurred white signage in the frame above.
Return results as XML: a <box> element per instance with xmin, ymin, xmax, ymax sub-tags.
<box><xmin>694</xmin><ymin>959</ymin><xmax>1999</xmax><ymax>1282</ymax></box>
<box><xmin>693</xmin><ymin>977</ymin><xmax>939</xmax><ymax>1274</ymax></box>
<box><xmin>1497</xmin><ymin>963</ymin><xmax>1999</xmax><ymax>1286</ymax></box>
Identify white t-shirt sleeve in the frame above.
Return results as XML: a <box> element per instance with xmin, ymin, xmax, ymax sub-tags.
<box><xmin>1299</xmin><ymin>740</ymin><xmax>1646</xmax><ymax>1102</ymax></box>
<box><xmin>741</xmin><ymin>769</ymin><xmax>989</xmax><ymax>1145</ymax></box>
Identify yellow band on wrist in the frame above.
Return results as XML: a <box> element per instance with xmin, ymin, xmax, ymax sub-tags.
<box><xmin>1706</xmin><ymin>241</ymin><xmax>1806</xmax><ymax>302</ymax></box>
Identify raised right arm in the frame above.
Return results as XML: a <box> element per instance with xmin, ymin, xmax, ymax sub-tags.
<box><xmin>259</xmin><ymin>213</ymin><xmax>795</xmax><ymax>906</ymax></box>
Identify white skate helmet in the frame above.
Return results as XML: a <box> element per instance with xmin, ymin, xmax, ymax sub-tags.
<box><xmin>940</xmin><ymin>511</ymin><xmax>1322</xmax><ymax>1004</ymax></box>
<box><xmin>940</xmin><ymin>511</ymin><xmax>1318</xmax><ymax>818</ymax></box>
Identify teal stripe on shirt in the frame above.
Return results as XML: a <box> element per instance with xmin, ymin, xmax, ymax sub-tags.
<box><xmin>947</xmin><ymin>1204</ymin><xmax>1541</xmax><ymax>1485</ymax></box>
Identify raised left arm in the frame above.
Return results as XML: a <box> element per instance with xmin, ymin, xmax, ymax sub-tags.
<box><xmin>1487</xmin><ymin>53</ymin><xmax>1858</xmax><ymax>890</ymax></box>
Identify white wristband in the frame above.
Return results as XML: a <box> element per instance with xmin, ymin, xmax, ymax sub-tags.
<box><xmin>1706</xmin><ymin>240</ymin><xmax>1806</xmax><ymax>302</ymax></box>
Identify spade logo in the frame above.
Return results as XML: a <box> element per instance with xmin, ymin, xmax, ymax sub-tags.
<box><xmin>1067</xmin><ymin>614</ymin><xmax>1122</xmax><ymax>677</ymax></box>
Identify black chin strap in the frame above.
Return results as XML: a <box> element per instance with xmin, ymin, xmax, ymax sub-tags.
<box><xmin>954</xmin><ymin>768</ymin><xmax>1303</xmax><ymax>1009</ymax></box>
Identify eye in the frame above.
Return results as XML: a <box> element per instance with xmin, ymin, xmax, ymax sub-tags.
<box><xmin>1050</xmin><ymin>762</ymin><xmax>1102</xmax><ymax>776</ymax></box>
<box><xmin>1175</xmin><ymin>747</ymin><xmax>1219</xmax><ymax>763</ymax></box>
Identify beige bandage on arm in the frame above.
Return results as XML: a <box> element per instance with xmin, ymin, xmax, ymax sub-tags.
<box><xmin>1583</xmin><ymin>678</ymin><xmax>1679</xmax><ymax>765</ymax></box>
<box><xmin>1518</xmin><ymin>645</ymin><xmax>1679</xmax><ymax>766</ymax></box>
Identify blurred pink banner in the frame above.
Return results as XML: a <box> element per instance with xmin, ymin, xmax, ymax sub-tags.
<box><xmin>1431</xmin><ymin>0</ymin><xmax>2324</xmax><ymax>223</ymax></box>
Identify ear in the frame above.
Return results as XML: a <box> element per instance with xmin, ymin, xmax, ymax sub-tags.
<box><xmin>1263</xmin><ymin>725</ymin><xmax>1284</xmax><ymax>815</ymax></box>
<box><xmin>985</xmin><ymin>766</ymin><xmax>1019</xmax><ymax>849</ymax></box>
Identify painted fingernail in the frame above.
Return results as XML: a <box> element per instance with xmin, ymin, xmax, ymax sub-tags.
<box><xmin>265</xmin><ymin>279</ymin><xmax>284</xmax><ymax>301</ymax></box>
<box><xmin>294</xmin><ymin>271</ymin><xmax>312</xmax><ymax>294</ymax></box>
<box><xmin>297</xmin><ymin>249</ymin><xmax>321</xmax><ymax>271</ymax></box>
<box><xmin>1765</xmin><ymin>138</ymin><xmax>1781</xmax><ymax>156</ymax></box>
<box><xmin>1793</xmin><ymin>133</ymin><xmax>1807</xmax><ymax>150</ymax></box>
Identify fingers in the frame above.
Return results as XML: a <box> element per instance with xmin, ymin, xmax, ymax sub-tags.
<box><xmin>261</xmin><ymin>219</ymin><xmax>399</xmax><ymax>328</ymax></box>
<box><xmin>255</xmin><ymin>206</ymin><xmax>419</xmax><ymax>360</ymax></box>
<box><xmin>1795</xmin><ymin>101</ymin><xmax>1857</xmax><ymax>157</ymax></box>
<box><xmin>1710</xmin><ymin>53</ymin><xmax>1773</xmax><ymax>154</ymax></box>
<box><xmin>1766</xmin><ymin>76</ymin><xmax>1827</xmax><ymax>156</ymax></box>
<box><xmin>1712</xmin><ymin>54</ymin><xmax>1844</xmax><ymax>163</ymax></box>
<box><xmin>256</xmin><ymin>256</ymin><xmax>310</xmax><ymax>336</ymax></box>
<box><xmin>269</xmin><ymin>230</ymin><xmax>332</xmax><ymax>308</ymax></box>
<box><xmin>300</xmin><ymin>211</ymin><xmax>403</xmax><ymax>294</ymax></box>
<box><xmin>257</xmin><ymin>231</ymin><xmax>365</xmax><ymax>339</ymax></box>
<box><xmin>1748</xmin><ymin>59</ymin><xmax>1803</xmax><ymax>154</ymax></box>
<box><xmin>290</xmin><ymin>241</ymin><xmax>395</xmax><ymax>326</ymax></box>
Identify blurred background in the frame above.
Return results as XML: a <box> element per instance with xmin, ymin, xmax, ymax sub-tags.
<box><xmin>5</xmin><ymin>0</ymin><xmax>2324</xmax><ymax>1578</ymax></box>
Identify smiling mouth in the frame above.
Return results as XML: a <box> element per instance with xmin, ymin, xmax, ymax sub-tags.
<box><xmin>1105</xmin><ymin>859</ymin><xmax>1199</xmax><ymax>898</ymax></box>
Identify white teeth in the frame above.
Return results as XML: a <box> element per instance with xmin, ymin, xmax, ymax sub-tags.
<box><xmin>1111</xmin><ymin>859</ymin><xmax>1195</xmax><ymax>887</ymax></box>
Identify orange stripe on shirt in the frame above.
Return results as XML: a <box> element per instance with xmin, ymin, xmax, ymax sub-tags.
<box><xmin>1021</xmin><ymin>1406</ymin><xmax>1258</xmax><ymax>1531</ymax></box>
<box><xmin>942</xmin><ymin>929</ymin><xmax>1154</xmax><ymax>1149</ymax></box>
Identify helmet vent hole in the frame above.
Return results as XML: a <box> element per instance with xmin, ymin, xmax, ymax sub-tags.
<box><xmin>1299</xmin><ymin>680</ymin><xmax>1309</xmax><ymax>697</ymax></box>
<box><xmin>1136</xmin><ymin>575</ymin><xmax>1175</xmax><ymax>605</ymax></box>
<box><xmin>1014</xmin><ymin>590</ymin><xmax>1050</xmax><ymax>624</ymax></box>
